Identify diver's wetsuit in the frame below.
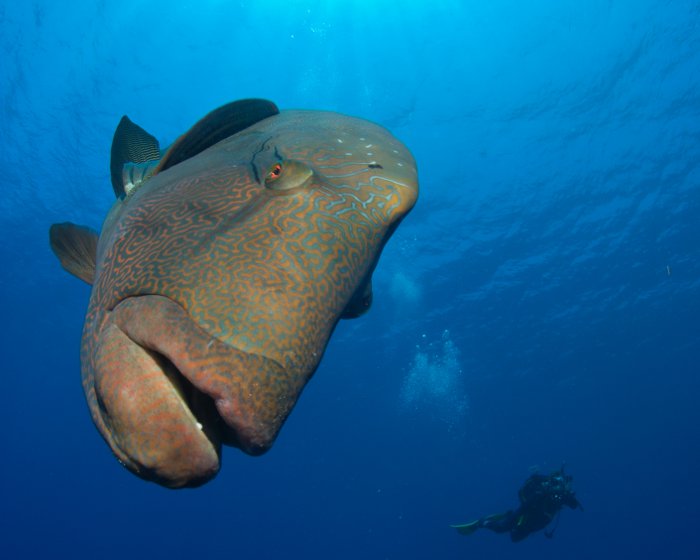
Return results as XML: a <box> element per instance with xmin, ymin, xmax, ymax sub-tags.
<box><xmin>453</xmin><ymin>469</ymin><xmax>582</xmax><ymax>542</ymax></box>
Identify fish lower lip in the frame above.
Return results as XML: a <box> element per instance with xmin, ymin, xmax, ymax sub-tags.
<box><xmin>93</xmin><ymin>320</ymin><xmax>221</xmax><ymax>488</ymax></box>
<box><xmin>156</xmin><ymin>352</ymin><xmax>223</xmax><ymax>443</ymax></box>
<box><xmin>110</xmin><ymin>294</ymin><xmax>295</xmax><ymax>454</ymax></box>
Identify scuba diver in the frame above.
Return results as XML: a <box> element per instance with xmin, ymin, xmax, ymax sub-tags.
<box><xmin>451</xmin><ymin>467</ymin><xmax>582</xmax><ymax>542</ymax></box>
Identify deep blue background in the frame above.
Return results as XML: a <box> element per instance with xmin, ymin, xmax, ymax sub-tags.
<box><xmin>2</xmin><ymin>1</ymin><xmax>699</xmax><ymax>558</ymax></box>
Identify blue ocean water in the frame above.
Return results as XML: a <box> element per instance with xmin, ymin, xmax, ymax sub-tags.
<box><xmin>2</xmin><ymin>1</ymin><xmax>699</xmax><ymax>558</ymax></box>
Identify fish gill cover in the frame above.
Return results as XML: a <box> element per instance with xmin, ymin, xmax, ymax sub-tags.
<box><xmin>1</xmin><ymin>1</ymin><xmax>699</xmax><ymax>559</ymax></box>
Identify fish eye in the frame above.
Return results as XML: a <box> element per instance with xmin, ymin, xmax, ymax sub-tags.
<box><xmin>267</xmin><ymin>163</ymin><xmax>283</xmax><ymax>181</ymax></box>
<box><xmin>264</xmin><ymin>159</ymin><xmax>314</xmax><ymax>192</ymax></box>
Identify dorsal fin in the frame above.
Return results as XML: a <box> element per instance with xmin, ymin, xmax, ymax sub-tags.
<box><xmin>49</xmin><ymin>222</ymin><xmax>99</xmax><ymax>285</ymax></box>
<box><xmin>154</xmin><ymin>99</ymin><xmax>279</xmax><ymax>174</ymax></box>
<box><xmin>110</xmin><ymin>116</ymin><xmax>162</xmax><ymax>198</ymax></box>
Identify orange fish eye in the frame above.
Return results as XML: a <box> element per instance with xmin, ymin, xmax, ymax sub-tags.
<box><xmin>267</xmin><ymin>163</ymin><xmax>283</xmax><ymax>181</ymax></box>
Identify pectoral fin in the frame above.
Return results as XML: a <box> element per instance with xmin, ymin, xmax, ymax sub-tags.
<box><xmin>342</xmin><ymin>277</ymin><xmax>373</xmax><ymax>318</ymax></box>
<box><xmin>110</xmin><ymin>115</ymin><xmax>162</xmax><ymax>198</ymax></box>
<box><xmin>49</xmin><ymin>222</ymin><xmax>98</xmax><ymax>284</ymax></box>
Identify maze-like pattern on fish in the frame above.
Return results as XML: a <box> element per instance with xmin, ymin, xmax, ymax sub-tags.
<box><xmin>79</xmin><ymin>110</ymin><xmax>418</xmax><ymax>479</ymax></box>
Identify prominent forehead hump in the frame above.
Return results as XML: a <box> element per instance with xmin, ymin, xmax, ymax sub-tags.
<box><xmin>226</xmin><ymin>110</ymin><xmax>416</xmax><ymax>177</ymax></box>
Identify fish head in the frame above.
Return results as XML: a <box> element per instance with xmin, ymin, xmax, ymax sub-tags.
<box><xmin>53</xmin><ymin>103</ymin><xmax>418</xmax><ymax>488</ymax></box>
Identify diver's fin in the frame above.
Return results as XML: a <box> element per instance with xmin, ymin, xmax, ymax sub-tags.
<box><xmin>482</xmin><ymin>511</ymin><xmax>513</xmax><ymax>527</ymax></box>
<box><xmin>155</xmin><ymin>99</ymin><xmax>279</xmax><ymax>174</ymax></box>
<box><xmin>450</xmin><ymin>520</ymin><xmax>481</xmax><ymax>536</ymax></box>
<box><xmin>110</xmin><ymin>115</ymin><xmax>162</xmax><ymax>198</ymax></box>
<box><xmin>49</xmin><ymin>222</ymin><xmax>99</xmax><ymax>285</ymax></box>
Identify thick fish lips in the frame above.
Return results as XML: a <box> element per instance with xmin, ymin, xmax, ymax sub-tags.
<box><xmin>94</xmin><ymin>294</ymin><xmax>292</xmax><ymax>488</ymax></box>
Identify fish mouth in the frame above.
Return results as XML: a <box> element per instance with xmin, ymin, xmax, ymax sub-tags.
<box><xmin>94</xmin><ymin>295</ymin><xmax>295</xmax><ymax>488</ymax></box>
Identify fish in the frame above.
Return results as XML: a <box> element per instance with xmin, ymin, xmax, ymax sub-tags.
<box><xmin>49</xmin><ymin>99</ymin><xmax>418</xmax><ymax>488</ymax></box>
